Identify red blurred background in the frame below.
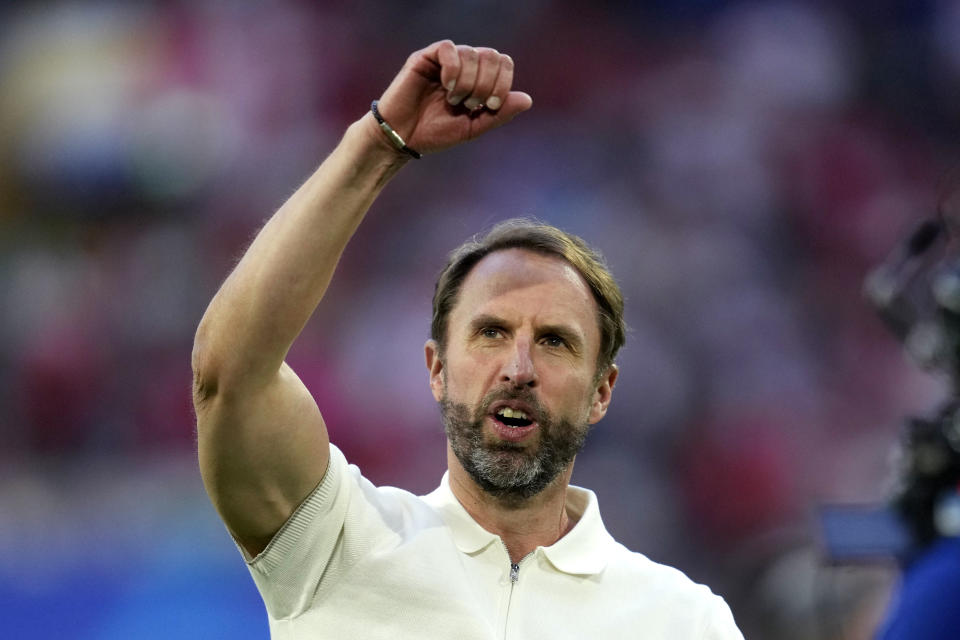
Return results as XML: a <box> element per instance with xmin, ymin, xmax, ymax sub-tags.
<box><xmin>2</xmin><ymin>1</ymin><xmax>956</xmax><ymax>638</ymax></box>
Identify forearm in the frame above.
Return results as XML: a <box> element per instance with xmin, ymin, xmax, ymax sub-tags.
<box><xmin>193</xmin><ymin>114</ymin><xmax>407</xmax><ymax>395</ymax></box>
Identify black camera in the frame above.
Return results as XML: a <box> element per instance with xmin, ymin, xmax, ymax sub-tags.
<box><xmin>820</xmin><ymin>218</ymin><xmax>960</xmax><ymax>563</ymax></box>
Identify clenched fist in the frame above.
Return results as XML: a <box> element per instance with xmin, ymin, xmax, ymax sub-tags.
<box><xmin>371</xmin><ymin>40</ymin><xmax>533</xmax><ymax>156</ymax></box>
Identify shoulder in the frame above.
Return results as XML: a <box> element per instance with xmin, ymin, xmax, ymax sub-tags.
<box><xmin>887</xmin><ymin>538</ymin><xmax>960</xmax><ymax>613</ymax></box>
<box><xmin>608</xmin><ymin>541</ymin><xmax>717</xmax><ymax>600</ymax></box>
<box><xmin>567</xmin><ymin>486</ymin><xmax>722</xmax><ymax>601</ymax></box>
<box><xmin>878</xmin><ymin>538</ymin><xmax>960</xmax><ymax>639</ymax></box>
<box><xmin>593</xmin><ymin>544</ymin><xmax>743</xmax><ymax>639</ymax></box>
<box><xmin>905</xmin><ymin>537</ymin><xmax>960</xmax><ymax>588</ymax></box>
<box><xmin>331</xmin><ymin>446</ymin><xmax>445</xmax><ymax>534</ymax></box>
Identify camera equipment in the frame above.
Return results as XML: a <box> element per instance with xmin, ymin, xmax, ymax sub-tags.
<box><xmin>820</xmin><ymin>216</ymin><xmax>960</xmax><ymax>563</ymax></box>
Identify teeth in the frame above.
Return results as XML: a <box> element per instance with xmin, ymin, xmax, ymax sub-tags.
<box><xmin>498</xmin><ymin>407</ymin><xmax>529</xmax><ymax>420</ymax></box>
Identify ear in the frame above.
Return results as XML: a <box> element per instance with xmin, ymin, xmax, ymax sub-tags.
<box><xmin>425</xmin><ymin>339</ymin><xmax>445</xmax><ymax>403</ymax></box>
<box><xmin>587</xmin><ymin>364</ymin><xmax>618</xmax><ymax>424</ymax></box>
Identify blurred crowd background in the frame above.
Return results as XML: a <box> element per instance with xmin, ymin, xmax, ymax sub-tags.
<box><xmin>2</xmin><ymin>1</ymin><xmax>959</xmax><ymax>638</ymax></box>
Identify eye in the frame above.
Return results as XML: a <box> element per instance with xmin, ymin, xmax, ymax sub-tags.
<box><xmin>541</xmin><ymin>334</ymin><xmax>566</xmax><ymax>348</ymax></box>
<box><xmin>480</xmin><ymin>327</ymin><xmax>503</xmax><ymax>339</ymax></box>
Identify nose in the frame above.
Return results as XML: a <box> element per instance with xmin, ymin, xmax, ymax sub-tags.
<box><xmin>501</xmin><ymin>337</ymin><xmax>538</xmax><ymax>387</ymax></box>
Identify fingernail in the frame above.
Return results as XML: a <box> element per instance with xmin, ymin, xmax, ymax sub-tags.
<box><xmin>463</xmin><ymin>98</ymin><xmax>480</xmax><ymax>110</ymax></box>
<box><xmin>446</xmin><ymin>80</ymin><xmax>456</xmax><ymax>91</ymax></box>
<box><xmin>448</xmin><ymin>93</ymin><xmax>463</xmax><ymax>105</ymax></box>
<box><xmin>486</xmin><ymin>96</ymin><xmax>501</xmax><ymax>110</ymax></box>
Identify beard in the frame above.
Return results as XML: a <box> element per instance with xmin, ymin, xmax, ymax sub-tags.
<box><xmin>440</xmin><ymin>386</ymin><xmax>591</xmax><ymax>506</ymax></box>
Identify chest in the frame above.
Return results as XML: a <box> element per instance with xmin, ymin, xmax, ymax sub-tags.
<box><xmin>276</xmin><ymin>539</ymin><xmax>707</xmax><ymax>640</ymax></box>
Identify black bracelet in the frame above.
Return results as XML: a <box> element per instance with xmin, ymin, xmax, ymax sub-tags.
<box><xmin>370</xmin><ymin>100</ymin><xmax>422</xmax><ymax>159</ymax></box>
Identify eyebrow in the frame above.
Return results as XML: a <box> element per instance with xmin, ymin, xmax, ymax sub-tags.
<box><xmin>468</xmin><ymin>314</ymin><xmax>585</xmax><ymax>353</ymax></box>
<box><xmin>468</xmin><ymin>314</ymin><xmax>509</xmax><ymax>334</ymax></box>
<box><xmin>539</xmin><ymin>323</ymin><xmax>584</xmax><ymax>354</ymax></box>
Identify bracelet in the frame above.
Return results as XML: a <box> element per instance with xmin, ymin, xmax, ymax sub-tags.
<box><xmin>370</xmin><ymin>100</ymin><xmax>422</xmax><ymax>159</ymax></box>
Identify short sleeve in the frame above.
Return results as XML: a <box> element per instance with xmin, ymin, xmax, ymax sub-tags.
<box><xmin>242</xmin><ymin>444</ymin><xmax>362</xmax><ymax>619</ymax></box>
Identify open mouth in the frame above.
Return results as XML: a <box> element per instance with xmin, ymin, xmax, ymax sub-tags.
<box><xmin>495</xmin><ymin>407</ymin><xmax>534</xmax><ymax>428</ymax></box>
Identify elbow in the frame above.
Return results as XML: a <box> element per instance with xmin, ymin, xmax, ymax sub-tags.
<box><xmin>191</xmin><ymin>322</ymin><xmax>220</xmax><ymax>408</ymax></box>
<box><xmin>191</xmin><ymin>309</ymin><xmax>281</xmax><ymax>408</ymax></box>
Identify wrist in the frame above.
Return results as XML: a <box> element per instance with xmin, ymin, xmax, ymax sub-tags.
<box><xmin>352</xmin><ymin>112</ymin><xmax>415</xmax><ymax>169</ymax></box>
<box><xmin>370</xmin><ymin>101</ymin><xmax>422</xmax><ymax>159</ymax></box>
<box><xmin>328</xmin><ymin>114</ymin><xmax>412</xmax><ymax>192</ymax></box>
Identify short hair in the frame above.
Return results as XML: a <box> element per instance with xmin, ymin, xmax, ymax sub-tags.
<box><xmin>431</xmin><ymin>218</ymin><xmax>626</xmax><ymax>372</ymax></box>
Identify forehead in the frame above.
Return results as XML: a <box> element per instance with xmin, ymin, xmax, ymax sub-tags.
<box><xmin>451</xmin><ymin>248</ymin><xmax>599</xmax><ymax>329</ymax></box>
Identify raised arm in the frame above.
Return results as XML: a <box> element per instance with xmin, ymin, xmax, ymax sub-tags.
<box><xmin>191</xmin><ymin>41</ymin><xmax>531</xmax><ymax>556</ymax></box>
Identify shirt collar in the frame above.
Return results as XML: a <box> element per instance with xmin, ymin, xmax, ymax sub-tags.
<box><xmin>423</xmin><ymin>472</ymin><xmax>501</xmax><ymax>554</ymax></box>
<box><xmin>539</xmin><ymin>483</ymin><xmax>613</xmax><ymax>576</ymax></box>
<box><xmin>422</xmin><ymin>472</ymin><xmax>614</xmax><ymax>576</ymax></box>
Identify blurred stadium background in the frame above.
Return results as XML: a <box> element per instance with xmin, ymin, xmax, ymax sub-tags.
<box><xmin>2</xmin><ymin>1</ymin><xmax>958</xmax><ymax>638</ymax></box>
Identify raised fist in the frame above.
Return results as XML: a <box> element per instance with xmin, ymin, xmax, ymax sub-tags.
<box><xmin>372</xmin><ymin>40</ymin><xmax>533</xmax><ymax>155</ymax></box>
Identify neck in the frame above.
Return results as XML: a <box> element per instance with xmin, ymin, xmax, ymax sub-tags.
<box><xmin>446</xmin><ymin>444</ymin><xmax>577</xmax><ymax>563</ymax></box>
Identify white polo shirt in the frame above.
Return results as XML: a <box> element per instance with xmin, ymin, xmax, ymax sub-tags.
<box><xmin>241</xmin><ymin>444</ymin><xmax>743</xmax><ymax>639</ymax></box>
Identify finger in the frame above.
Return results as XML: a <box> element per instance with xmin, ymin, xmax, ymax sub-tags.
<box><xmin>484</xmin><ymin>54</ymin><xmax>514</xmax><ymax>111</ymax></box>
<box><xmin>468</xmin><ymin>91</ymin><xmax>533</xmax><ymax>136</ymax></box>
<box><xmin>437</xmin><ymin>40</ymin><xmax>460</xmax><ymax>92</ymax></box>
<box><xmin>460</xmin><ymin>91</ymin><xmax>533</xmax><ymax>143</ymax></box>
<box><xmin>494</xmin><ymin>91</ymin><xmax>533</xmax><ymax>120</ymax></box>
<box><xmin>448</xmin><ymin>46</ymin><xmax>479</xmax><ymax>106</ymax></box>
<box><xmin>463</xmin><ymin>48</ymin><xmax>501</xmax><ymax>111</ymax></box>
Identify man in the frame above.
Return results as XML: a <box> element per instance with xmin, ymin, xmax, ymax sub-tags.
<box><xmin>192</xmin><ymin>40</ymin><xmax>744</xmax><ymax>638</ymax></box>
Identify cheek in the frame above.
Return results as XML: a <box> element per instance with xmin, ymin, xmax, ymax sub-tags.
<box><xmin>566</xmin><ymin>378</ymin><xmax>596</xmax><ymax>421</ymax></box>
<box><xmin>440</xmin><ymin>360</ymin><xmax>480</xmax><ymax>402</ymax></box>
<box><xmin>447</xmin><ymin>348</ymin><xmax>497</xmax><ymax>384</ymax></box>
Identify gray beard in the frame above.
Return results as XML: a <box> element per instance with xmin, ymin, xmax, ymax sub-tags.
<box><xmin>440</xmin><ymin>387</ymin><xmax>591</xmax><ymax>507</ymax></box>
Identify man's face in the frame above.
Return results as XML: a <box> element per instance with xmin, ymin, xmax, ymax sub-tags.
<box><xmin>425</xmin><ymin>248</ymin><xmax>617</xmax><ymax>504</ymax></box>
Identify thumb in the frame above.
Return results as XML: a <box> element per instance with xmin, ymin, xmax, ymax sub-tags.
<box><xmin>472</xmin><ymin>91</ymin><xmax>533</xmax><ymax>134</ymax></box>
<box><xmin>497</xmin><ymin>91</ymin><xmax>533</xmax><ymax>119</ymax></box>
